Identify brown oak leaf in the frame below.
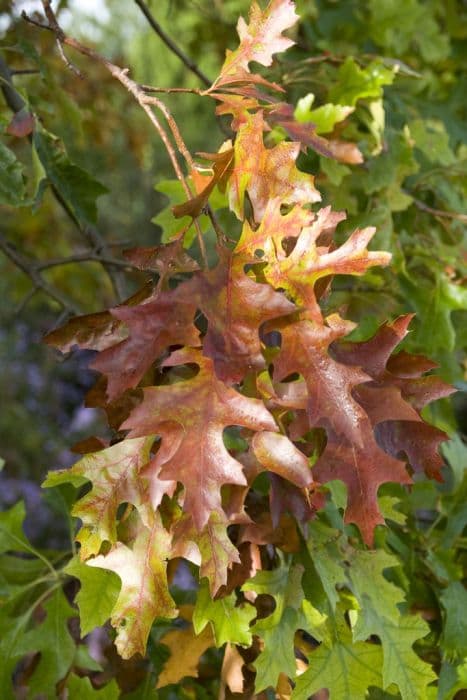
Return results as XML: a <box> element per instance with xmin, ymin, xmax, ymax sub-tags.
<box><xmin>122</xmin><ymin>348</ymin><xmax>278</xmax><ymax>529</ymax></box>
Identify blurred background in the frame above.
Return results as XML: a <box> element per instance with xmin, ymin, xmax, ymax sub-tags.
<box><xmin>0</xmin><ymin>0</ymin><xmax>466</xmax><ymax>546</ymax></box>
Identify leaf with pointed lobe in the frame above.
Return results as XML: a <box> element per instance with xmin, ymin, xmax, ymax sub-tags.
<box><xmin>122</xmin><ymin>349</ymin><xmax>277</xmax><ymax>530</ymax></box>
<box><xmin>44</xmin><ymin>437</ymin><xmax>155</xmax><ymax>559</ymax></box>
<box><xmin>263</xmin><ymin>207</ymin><xmax>390</xmax><ymax>319</ymax></box>
<box><xmin>88</xmin><ymin>514</ymin><xmax>177</xmax><ymax>659</ymax></box>
<box><xmin>332</xmin><ymin>315</ymin><xmax>415</xmax><ymax>380</ymax></box>
<box><xmin>91</xmin><ymin>285</ymin><xmax>200</xmax><ymax>400</ymax></box>
<box><xmin>386</xmin><ymin>350</ymin><xmax>437</xmax><ymax>378</ymax></box>
<box><xmin>267</xmin><ymin>102</ymin><xmax>363</xmax><ymax>163</ymax></box>
<box><xmin>243</xmin><ymin>563</ymin><xmax>305</xmax><ymax>690</ymax></box>
<box><xmin>229</xmin><ymin>111</ymin><xmax>320</xmax><ymax>221</ymax></box>
<box><xmin>272</xmin><ymin>318</ymin><xmax>372</xmax><ymax>446</ymax></box>
<box><xmin>214</xmin><ymin>0</ymin><xmax>298</xmax><ymax>89</ymax></box>
<box><xmin>193</xmin><ymin>579</ymin><xmax>256</xmax><ymax>647</ymax></box>
<box><xmin>375</xmin><ymin>420</ymin><xmax>447</xmax><ymax>481</ymax></box>
<box><xmin>293</xmin><ymin>637</ymin><xmax>384</xmax><ymax>700</ymax></box>
<box><xmin>313</xmin><ymin>437</ymin><xmax>411</xmax><ymax>545</ymax></box>
<box><xmin>64</xmin><ymin>556</ymin><xmax>121</xmax><ymax>636</ymax></box>
<box><xmin>64</xmin><ymin>675</ymin><xmax>120</xmax><ymax>699</ymax></box>
<box><xmin>171</xmin><ymin>512</ymin><xmax>241</xmax><ymax>595</ymax></box>
<box><xmin>14</xmin><ymin>589</ymin><xmax>77</xmax><ymax>698</ymax></box>
<box><xmin>184</xmin><ymin>246</ymin><xmax>296</xmax><ymax>382</ymax></box>
<box><xmin>235</xmin><ymin>198</ymin><xmax>312</xmax><ymax>260</ymax></box>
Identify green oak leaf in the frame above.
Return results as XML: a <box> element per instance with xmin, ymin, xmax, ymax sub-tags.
<box><xmin>293</xmin><ymin>624</ymin><xmax>383</xmax><ymax>700</ymax></box>
<box><xmin>347</xmin><ymin>550</ymin><xmax>435</xmax><ymax>698</ymax></box>
<box><xmin>64</xmin><ymin>556</ymin><xmax>121</xmax><ymax>636</ymax></box>
<box><xmin>14</xmin><ymin>588</ymin><xmax>77</xmax><ymax>698</ymax></box>
<box><xmin>243</xmin><ymin>563</ymin><xmax>304</xmax><ymax>690</ymax></box>
<box><xmin>295</xmin><ymin>93</ymin><xmax>353</xmax><ymax>134</ymax></box>
<box><xmin>329</xmin><ymin>58</ymin><xmax>395</xmax><ymax>107</ymax></box>
<box><xmin>439</xmin><ymin>582</ymin><xmax>467</xmax><ymax>662</ymax></box>
<box><xmin>33</xmin><ymin>129</ymin><xmax>108</xmax><ymax>224</ymax></box>
<box><xmin>307</xmin><ymin>522</ymin><xmax>347</xmax><ymax>610</ymax></box>
<box><xmin>193</xmin><ymin>579</ymin><xmax>255</xmax><ymax>647</ymax></box>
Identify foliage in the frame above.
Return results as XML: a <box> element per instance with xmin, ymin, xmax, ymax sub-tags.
<box><xmin>0</xmin><ymin>0</ymin><xmax>466</xmax><ymax>698</ymax></box>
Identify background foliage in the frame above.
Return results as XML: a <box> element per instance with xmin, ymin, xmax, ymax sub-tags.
<box><xmin>0</xmin><ymin>0</ymin><xmax>466</xmax><ymax>698</ymax></box>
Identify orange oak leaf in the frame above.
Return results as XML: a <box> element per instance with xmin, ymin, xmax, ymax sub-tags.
<box><xmin>172</xmin><ymin>148</ymin><xmax>234</xmax><ymax>219</ymax></box>
<box><xmin>212</xmin><ymin>0</ymin><xmax>298</xmax><ymax>90</ymax></box>
<box><xmin>184</xmin><ymin>246</ymin><xmax>296</xmax><ymax>382</ymax></box>
<box><xmin>229</xmin><ymin>111</ymin><xmax>320</xmax><ymax>221</ymax></box>
<box><xmin>91</xmin><ymin>285</ymin><xmax>200</xmax><ymax>400</ymax></box>
<box><xmin>122</xmin><ymin>348</ymin><xmax>278</xmax><ymax>530</ymax></box>
<box><xmin>234</xmin><ymin>198</ymin><xmax>312</xmax><ymax>261</ymax></box>
<box><xmin>263</xmin><ymin>206</ymin><xmax>391</xmax><ymax>320</ymax></box>
<box><xmin>88</xmin><ymin>513</ymin><xmax>177</xmax><ymax>658</ymax></box>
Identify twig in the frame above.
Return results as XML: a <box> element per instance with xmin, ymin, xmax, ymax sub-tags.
<box><xmin>140</xmin><ymin>84</ymin><xmax>203</xmax><ymax>95</ymax></box>
<box><xmin>0</xmin><ymin>232</ymin><xmax>80</xmax><ymax>314</ymax></box>
<box><xmin>10</xmin><ymin>68</ymin><xmax>41</xmax><ymax>76</ymax></box>
<box><xmin>407</xmin><ymin>192</ymin><xmax>467</xmax><ymax>223</ymax></box>
<box><xmin>133</xmin><ymin>0</ymin><xmax>211</xmax><ymax>87</ymax></box>
<box><xmin>206</xmin><ymin>205</ymin><xmax>229</xmax><ymax>244</ymax></box>
<box><xmin>36</xmin><ymin>253</ymin><xmax>144</xmax><ymax>271</ymax></box>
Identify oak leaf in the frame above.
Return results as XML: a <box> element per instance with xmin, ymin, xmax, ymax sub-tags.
<box><xmin>272</xmin><ymin>317</ymin><xmax>371</xmax><ymax>445</ymax></box>
<box><xmin>213</xmin><ymin>0</ymin><xmax>298</xmax><ymax>90</ymax></box>
<box><xmin>157</xmin><ymin>623</ymin><xmax>214</xmax><ymax>688</ymax></box>
<box><xmin>43</xmin><ymin>437</ymin><xmax>155</xmax><ymax>559</ymax></box>
<box><xmin>88</xmin><ymin>513</ymin><xmax>177</xmax><ymax>659</ymax></box>
<box><xmin>91</xmin><ymin>285</ymin><xmax>200</xmax><ymax>400</ymax></box>
<box><xmin>122</xmin><ymin>348</ymin><xmax>278</xmax><ymax>529</ymax></box>
<box><xmin>229</xmin><ymin>111</ymin><xmax>320</xmax><ymax>221</ymax></box>
<box><xmin>263</xmin><ymin>207</ymin><xmax>391</xmax><ymax>320</ymax></box>
<box><xmin>184</xmin><ymin>245</ymin><xmax>296</xmax><ymax>382</ymax></box>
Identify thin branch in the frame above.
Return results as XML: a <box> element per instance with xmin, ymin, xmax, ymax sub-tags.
<box><xmin>0</xmin><ymin>232</ymin><xmax>80</xmax><ymax>314</ymax></box>
<box><xmin>140</xmin><ymin>84</ymin><xmax>203</xmax><ymax>95</ymax></box>
<box><xmin>36</xmin><ymin>253</ymin><xmax>144</xmax><ymax>271</ymax></box>
<box><xmin>407</xmin><ymin>192</ymin><xmax>467</xmax><ymax>223</ymax></box>
<box><xmin>10</xmin><ymin>68</ymin><xmax>41</xmax><ymax>76</ymax></box>
<box><xmin>133</xmin><ymin>0</ymin><xmax>211</xmax><ymax>87</ymax></box>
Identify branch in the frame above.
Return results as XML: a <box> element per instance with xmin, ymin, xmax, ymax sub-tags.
<box><xmin>133</xmin><ymin>0</ymin><xmax>211</xmax><ymax>87</ymax></box>
<box><xmin>0</xmin><ymin>232</ymin><xmax>81</xmax><ymax>314</ymax></box>
<box><xmin>36</xmin><ymin>253</ymin><xmax>144</xmax><ymax>272</ymax></box>
<box><xmin>24</xmin><ymin>2</ymin><xmax>209</xmax><ymax>266</ymax></box>
<box><xmin>407</xmin><ymin>192</ymin><xmax>467</xmax><ymax>223</ymax></box>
